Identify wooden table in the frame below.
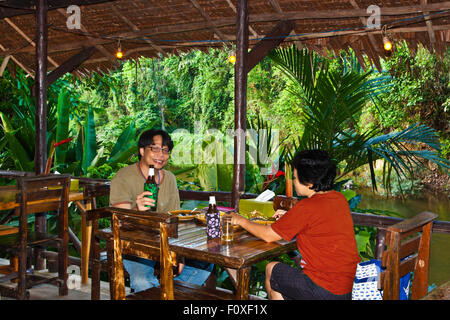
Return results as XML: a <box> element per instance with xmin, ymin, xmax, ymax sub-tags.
<box><xmin>95</xmin><ymin>218</ymin><xmax>296</xmax><ymax>300</ymax></box>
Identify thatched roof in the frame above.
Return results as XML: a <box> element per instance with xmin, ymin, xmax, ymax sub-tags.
<box><xmin>0</xmin><ymin>0</ymin><xmax>449</xmax><ymax>76</ymax></box>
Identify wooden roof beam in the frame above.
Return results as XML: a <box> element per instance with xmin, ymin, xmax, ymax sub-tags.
<box><xmin>421</xmin><ymin>0</ymin><xmax>437</xmax><ymax>49</ymax></box>
<box><xmin>110</xmin><ymin>5</ymin><xmax>167</xmax><ymax>57</ymax></box>
<box><xmin>348</xmin><ymin>1</ymin><xmax>383</xmax><ymax>68</ymax></box>
<box><xmin>247</xmin><ymin>20</ymin><xmax>295</xmax><ymax>72</ymax></box>
<box><xmin>3</xmin><ymin>23</ymin><xmax>449</xmax><ymax>58</ymax></box>
<box><xmin>4</xmin><ymin>17</ymin><xmax>59</xmax><ymax>68</ymax></box>
<box><xmin>0</xmin><ymin>42</ymin><xmax>34</xmax><ymax>77</ymax></box>
<box><xmin>31</xmin><ymin>46</ymin><xmax>95</xmax><ymax>93</ymax></box>
<box><xmin>0</xmin><ymin>0</ymin><xmax>116</xmax><ymax>19</ymax></box>
<box><xmin>0</xmin><ymin>54</ymin><xmax>10</xmax><ymax>76</ymax></box>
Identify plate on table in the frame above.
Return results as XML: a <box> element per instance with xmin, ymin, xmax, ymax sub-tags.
<box><xmin>250</xmin><ymin>218</ymin><xmax>275</xmax><ymax>225</ymax></box>
<box><xmin>168</xmin><ymin>209</ymin><xmax>200</xmax><ymax>221</ymax></box>
<box><xmin>241</xmin><ymin>210</ymin><xmax>276</xmax><ymax>225</ymax></box>
<box><xmin>195</xmin><ymin>212</ymin><xmax>242</xmax><ymax>230</ymax></box>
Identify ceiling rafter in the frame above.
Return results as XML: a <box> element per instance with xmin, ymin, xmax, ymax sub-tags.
<box><xmin>56</xmin><ymin>8</ymin><xmax>119</xmax><ymax>67</ymax></box>
<box><xmin>348</xmin><ymin>0</ymin><xmax>383</xmax><ymax>66</ymax></box>
<box><xmin>0</xmin><ymin>0</ymin><xmax>115</xmax><ymax>19</ymax></box>
<box><xmin>0</xmin><ymin>42</ymin><xmax>34</xmax><ymax>77</ymax></box>
<box><xmin>189</xmin><ymin>0</ymin><xmax>230</xmax><ymax>42</ymax></box>
<box><xmin>110</xmin><ymin>5</ymin><xmax>167</xmax><ymax>57</ymax></box>
<box><xmin>4</xmin><ymin>17</ymin><xmax>60</xmax><ymax>68</ymax></box>
<box><xmin>225</xmin><ymin>0</ymin><xmax>259</xmax><ymax>38</ymax></box>
<box><xmin>421</xmin><ymin>0</ymin><xmax>437</xmax><ymax>48</ymax></box>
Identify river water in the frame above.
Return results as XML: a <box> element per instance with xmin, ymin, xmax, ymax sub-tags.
<box><xmin>357</xmin><ymin>188</ymin><xmax>450</xmax><ymax>287</ymax></box>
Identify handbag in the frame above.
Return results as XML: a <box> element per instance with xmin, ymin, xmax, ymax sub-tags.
<box><xmin>352</xmin><ymin>259</ymin><xmax>411</xmax><ymax>300</ymax></box>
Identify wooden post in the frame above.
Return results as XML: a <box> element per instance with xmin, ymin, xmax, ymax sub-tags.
<box><xmin>231</xmin><ymin>0</ymin><xmax>248</xmax><ymax>210</ymax></box>
<box><xmin>34</xmin><ymin>0</ymin><xmax>48</xmax><ymax>270</ymax></box>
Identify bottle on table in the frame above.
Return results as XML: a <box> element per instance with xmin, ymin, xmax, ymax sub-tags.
<box><xmin>205</xmin><ymin>193</ymin><xmax>221</xmax><ymax>239</ymax></box>
<box><xmin>144</xmin><ymin>165</ymin><xmax>158</xmax><ymax>211</ymax></box>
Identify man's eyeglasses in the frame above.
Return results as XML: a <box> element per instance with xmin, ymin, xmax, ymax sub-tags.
<box><xmin>146</xmin><ymin>145</ymin><xmax>170</xmax><ymax>155</ymax></box>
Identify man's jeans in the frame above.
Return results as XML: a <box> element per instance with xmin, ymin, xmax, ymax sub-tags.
<box><xmin>123</xmin><ymin>256</ymin><xmax>214</xmax><ymax>293</ymax></box>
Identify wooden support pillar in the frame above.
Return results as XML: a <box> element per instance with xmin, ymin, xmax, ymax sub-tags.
<box><xmin>34</xmin><ymin>0</ymin><xmax>48</xmax><ymax>270</ymax></box>
<box><xmin>231</xmin><ymin>0</ymin><xmax>248</xmax><ymax>210</ymax></box>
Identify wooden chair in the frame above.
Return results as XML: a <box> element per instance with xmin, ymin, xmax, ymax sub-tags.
<box><xmin>378</xmin><ymin>211</ymin><xmax>438</xmax><ymax>300</ymax></box>
<box><xmin>0</xmin><ymin>226</ymin><xmax>19</xmax><ymax>276</ymax></box>
<box><xmin>79</xmin><ymin>182</ymin><xmax>110</xmax><ymax>285</ymax></box>
<box><xmin>0</xmin><ymin>171</ymin><xmax>34</xmax><ymax>277</ymax></box>
<box><xmin>88</xmin><ymin>207</ymin><xmax>234</xmax><ymax>300</ymax></box>
<box><xmin>0</xmin><ymin>174</ymin><xmax>70</xmax><ymax>299</ymax></box>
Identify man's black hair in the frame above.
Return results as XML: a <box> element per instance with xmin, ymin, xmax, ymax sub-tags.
<box><xmin>292</xmin><ymin>149</ymin><xmax>336</xmax><ymax>192</ymax></box>
<box><xmin>137</xmin><ymin>129</ymin><xmax>174</xmax><ymax>160</ymax></box>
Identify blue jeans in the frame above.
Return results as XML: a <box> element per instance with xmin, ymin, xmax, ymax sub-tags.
<box><xmin>123</xmin><ymin>256</ymin><xmax>214</xmax><ymax>293</ymax></box>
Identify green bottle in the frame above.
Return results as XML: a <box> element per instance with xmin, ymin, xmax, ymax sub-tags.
<box><xmin>144</xmin><ymin>165</ymin><xmax>158</xmax><ymax>211</ymax></box>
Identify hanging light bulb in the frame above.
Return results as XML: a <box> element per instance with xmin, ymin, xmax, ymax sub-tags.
<box><xmin>383</xmin><ymin>36</ymin><xmax>392</xmax><ymax>52</ymax></box>
<box><xmin>382</xmin><ymin>25</ymin><xmax>392</xmax><ymax>53</ymax></box>
<box><xmin>116</xmin><ymin>40</ymin><xmax>123</xmax><ymax>59</ymax></box>
<box><xmin>228</xmin><ymin>51</ymin><xmax>236</xmax><ymax>64</ymax></box>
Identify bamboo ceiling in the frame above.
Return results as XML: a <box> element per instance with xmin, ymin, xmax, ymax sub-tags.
<box><xmin>0</xmin><ymin>0</ymin><xmax>449</xmax><ymax>76</ymax></box>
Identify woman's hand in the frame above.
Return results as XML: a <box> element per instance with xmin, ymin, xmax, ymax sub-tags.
<box><xmin>272</xmin><ymin>209</ymin><xmax>287</xmax><ymax>220</ymax></box>
<box><xmin>230</xmin><ymin>211</ymin><xmax>246</xmax><ymax>226</ymax></box>
<box><xmin>135</xmin><ymin>191</ymin><xmax>156</xmax><ymax>211</ymax></box>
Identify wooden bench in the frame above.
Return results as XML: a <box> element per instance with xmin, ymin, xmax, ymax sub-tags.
<box><xmin>422</xmin><ymin>280</ymin><xmax>450</xmax><ymax>300</ymax></box>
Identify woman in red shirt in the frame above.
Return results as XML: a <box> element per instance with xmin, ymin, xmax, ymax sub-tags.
<box><xmin>230</xmin><ymin>150</ymin><xmax>359</xmax><ymax>299</ymax></box>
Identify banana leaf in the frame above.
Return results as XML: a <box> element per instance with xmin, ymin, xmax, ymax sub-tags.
<box><xmin>106</xmin><ymin>122</ymin><xmax>140</xmax><ymax>166</ymax></box>
<box><xmin>0</xmin><ymin>111</ymin><xmax>33</xmax><ymax>171</ymax></box>
<box><xmin>81</xmin><ymin>107</ymin><xmax>97</xmax><ymax>174</ymax></box>
<box><xmin>55</xmin><ymin>88</ymin><xmax>71</xmax><ymax>165</ymax></box>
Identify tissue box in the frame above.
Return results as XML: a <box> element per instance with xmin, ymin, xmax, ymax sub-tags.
<box><xmin>239</xmin><ymin>199</ymin><xmax>275</xmax><ymax>218</ymax></box>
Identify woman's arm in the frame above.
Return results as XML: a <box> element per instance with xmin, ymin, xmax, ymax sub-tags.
<box><xmin>230</xmin><ymin>212</ymin><xmax>282</xmax><ymax>243</ymax></box>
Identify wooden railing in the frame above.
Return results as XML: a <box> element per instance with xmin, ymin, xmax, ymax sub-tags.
<box><xmin>1</xmin><ymin>171</ymin><xmax>450</xmax><ymax>269</ymax></box>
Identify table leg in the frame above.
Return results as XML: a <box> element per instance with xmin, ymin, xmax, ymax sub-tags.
<box><xmin>236</xmin><ymin>267</ymin><xmax>251</xmax><ymax>300</ymax></box>
<box><xmin>91</xmin><ymin>223</ymin><xmax>101</xmax><ymax>300</ymax></box>
<box><xmin>76</xmin><ymin>200</ymin><xmax>92</xmax><ymax>285</ymax></box>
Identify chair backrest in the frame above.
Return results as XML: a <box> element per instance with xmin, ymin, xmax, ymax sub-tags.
<box><xmin>378</xmin><ymin>211</ymin><xmax>438</xmax><ymax>300</ymax></box>
<box><xmin>82</xmin><ymin>182</ymin><xmax>110</xmax><ymax>210</ymax></box>
<box><xmin>273</xmin><ymin>195</ymin><xmax>298</xmax><ymax>211</ymax></box>
<box><xmin>14</xmin><ymin>175</ymin><xmax>70</xmax><ymax>253</ymax></box>
<box><xmin>104</xmin><ymin>207</ymin><xmax>179</xmax><ymax>300</ymax></box>
<box><xmin>16</xmin><ymin>174</ymin><xmax>71</xmax><ymax>227</ymax></box>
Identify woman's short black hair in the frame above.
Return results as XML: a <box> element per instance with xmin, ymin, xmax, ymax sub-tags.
<box><xmin>292</xmin><ymin>149</ymin><xmax>336</xmax><ymax>192</ymax></box>
<box><xmin>137</xmin><ymin>129</ymin><xmax>174</xmax><ymax>160</ymax></box>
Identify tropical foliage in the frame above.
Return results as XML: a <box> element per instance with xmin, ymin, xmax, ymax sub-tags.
<box><xmin>268</xmin><ymin>45</ymin><xmax>449</xmax><ymax>192</ymax></box>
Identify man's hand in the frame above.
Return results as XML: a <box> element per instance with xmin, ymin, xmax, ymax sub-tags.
<box><xmin>135</xmin><ymin>191</ymin><xmax>156</xmax><ymax>211</ymax></box>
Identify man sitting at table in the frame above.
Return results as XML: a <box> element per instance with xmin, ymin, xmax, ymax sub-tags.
<box><xmin>231</xmin><ymin>149</ymin><xmax>360</xmax><ymax>300</ymax></box>
<box><xmin>110</xmin><ymin>128</ymin><xmax>213</xmax><ymax>293</ymax></box>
